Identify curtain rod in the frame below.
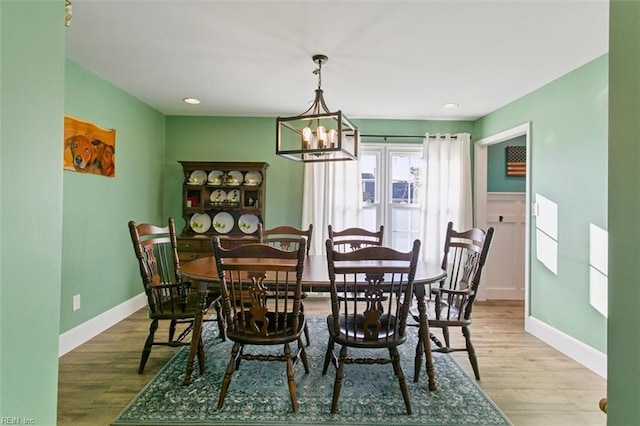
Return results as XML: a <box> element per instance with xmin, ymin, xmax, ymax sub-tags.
<box><xmin>360</xmin><ymin>134</ymin><xmax>457</xmax><ymax>140</ymax></box>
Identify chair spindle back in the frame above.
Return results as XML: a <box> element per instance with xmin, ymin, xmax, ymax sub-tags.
<box><xmin>327</xmin><ymin>225</ymin><xmax>384</xmax><ymax>252</ymax></box>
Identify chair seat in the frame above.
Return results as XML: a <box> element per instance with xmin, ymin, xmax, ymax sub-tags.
<box><xmin>326</xmin><ymin>314</ymin><xmax>404</xmax><ymax>348</ymax></box>
<box><xmin>227</xmin><ymin>311</ymin><xmax>306</xmax><ymax>345</ymax></box>
<box><xmin>150</xmin><ymin>291</ymin><xmax>202</xmax><ymax>320</ymax></box>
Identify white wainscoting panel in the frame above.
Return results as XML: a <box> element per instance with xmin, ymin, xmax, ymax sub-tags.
<box><xmin>482</xmin><ymin>192</ymin><xmax>526</xmax><ymax>300</ymax></box>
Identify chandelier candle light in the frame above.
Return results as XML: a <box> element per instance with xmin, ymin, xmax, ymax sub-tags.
<box><xmin>276</xmin><ymin>54</ymin><xmax>359</xmax><ymax>162</ymax></box>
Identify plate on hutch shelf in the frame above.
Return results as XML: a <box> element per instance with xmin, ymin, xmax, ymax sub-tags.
<box><xmin>238</xmin><ymin>214</ymin><xmax>260</xmax><ymax>234</ymax></box>
<box><xmin>208</xmin><ymin>170</ymin><xmax>224</xmax><ymax>185</ymax></box>
<box><xmin>210</xmin><ymin>189</ymin><xmax>226</xmax><ymax>203</ymax></box>
<box><xmin>244</xmin><ymin>171</ymin><xmax>262</xmax><ymax>186</ymax></box>
<box><xmin>187</xmin><ymin>170</ymin><xmax>207</xmax><ymax>185</ymax></box>
<box><xmin>189</xmin><ymin>213</ymin><xmax>211</xmax><ymax>234</ymax></box>
<box><xmin>213</xmin><ymin>212</ymin><xmax>234</xmax><ymax>234</ymax></box>
<box><xmin>227</xmin><ymin>189</ymin><xmax>240</xmax><ymax>203</ymax></box>
<box><xmin>226</xmin><ymin>170</ymin><xmax>243</xmax><ymax>186</ymax></box>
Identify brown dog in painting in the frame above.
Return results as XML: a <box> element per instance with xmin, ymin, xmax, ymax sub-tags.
<box><xmin>64</xmin><ymin>135</ymin><xmax>115</xmax><ymax>177</ymax></box>
<box><xmin>65</xmin><ymin>135</ymin><xmax>99</xmax><ymax>173</ymax></box>
<box><xmin>94</xmin><ymin>140</ymin><xmax>115</xmax><ymax>177</ymax></box>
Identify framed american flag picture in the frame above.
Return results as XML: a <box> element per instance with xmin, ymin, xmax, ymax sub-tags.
<box><xmin>506</xmin><ymin>146</ymin><xmax>526</xmax><ymax>177</ymax></box>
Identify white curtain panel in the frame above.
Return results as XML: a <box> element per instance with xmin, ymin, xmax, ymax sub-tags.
<box><xmin>302</xmin><ymin>160</ymin><xmax>362</xmax><ymax>255</ymax></box>
<box><xmin>420</xmin><ymin>133</ymin><xmax>473</xmax><ymax>264</ymax></box>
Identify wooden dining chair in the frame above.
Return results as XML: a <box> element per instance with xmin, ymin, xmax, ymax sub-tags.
<box><xmin>128</xmin><ymin>218</ymin><xmax>205</xmax><ymax>375</ymax></box>
<box><xmin>217</xmin><ymin>234</ymin><xmax>260</xmax><ymax>249</ymax></box>
<box><xmin>212</xmin><ymin>237</ymin><xmax>310</xmax><ymax>413</ymax></box>
<box><xmin>259</xmin><ymin>223</ymin><xmax>313</xmax><ymax>345</ymax></box>
<box><xmin>322</xmin><ymin>238</ymin><xmax>421</xmax><ymax>415</ymax></box>
<box><xmin>410</xmin><ymin>221</ymin><xmax>494</xmax><ymax>381</ymax></box>
<box><xmin>259</xmin><ymin>223</ymin><xmax>313</xmax><ymax>255</ymax></box>
<box><xmin>327</xmin><ymin>224</ymin><xmax>384</xmax><ymax>252</ymax></box>
<box><xmin>328</xmin><ymin>225</ymin><xmax>386</xmax><ymax>304</ymax></box>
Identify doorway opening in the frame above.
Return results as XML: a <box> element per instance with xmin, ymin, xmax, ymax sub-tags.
<box><xmin>474</xmin><ymin>122</ymin><xmax>531</xmax><ymax>318</ymax></box>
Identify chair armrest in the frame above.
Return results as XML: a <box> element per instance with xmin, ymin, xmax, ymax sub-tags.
<box><xmin>431</xmin><ymin>287</ymin><xmax>471</xmax><ymax>320</ymax></box>
<box><xmin>431</xmin><ymin>287</ymin><xmax>470</xmax><ymax>297</ymax></box>
<box><xmin>149</xmin><ymin>281</ymin><xmax>193</xmax><ymax>290</ymax></box>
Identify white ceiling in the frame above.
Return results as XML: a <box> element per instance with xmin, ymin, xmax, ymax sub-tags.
<box><xmin>65</xmin><ymin>0</ymin><xmax>609</xmax><ymax>121</ymax></box>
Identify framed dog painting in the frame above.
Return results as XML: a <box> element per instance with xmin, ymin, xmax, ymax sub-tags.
<box><xmin>63</xmin><ymin>115</ymin><xmax>116</xmax><ymax>177</ymax></box>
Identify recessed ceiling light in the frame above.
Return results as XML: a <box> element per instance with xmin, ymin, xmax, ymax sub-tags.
<box><xmin>183</xmin><ymin>97</ymin><xmax>201</xmax><ymax>105</ymax></box>
<box><xmin>441</xmin><ymin>103</ymin><xmax>459</xmax><ymax>109</ymax></box>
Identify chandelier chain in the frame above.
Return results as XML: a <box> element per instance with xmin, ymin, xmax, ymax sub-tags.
<box><xmin>313</xmin><ymin>62</ymin><xmax>322</xmax><ymax>91</ymax></box>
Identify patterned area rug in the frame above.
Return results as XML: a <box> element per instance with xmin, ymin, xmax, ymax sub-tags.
<box><xmin>113</xmin><ymin>317</ymin><xmax>511</xmax><ymax>425</ymax></box>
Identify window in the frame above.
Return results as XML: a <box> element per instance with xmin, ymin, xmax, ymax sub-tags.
<box><xmin>361</xmin><ymin>144</ymin><xmax>423</xmax><ymax>251</ymax></box>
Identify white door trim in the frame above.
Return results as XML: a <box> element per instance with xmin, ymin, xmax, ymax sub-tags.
<box><xmin>474</xmin><ymin>122</ymin><xmax>531</xmax><ymax>318</ymax></box>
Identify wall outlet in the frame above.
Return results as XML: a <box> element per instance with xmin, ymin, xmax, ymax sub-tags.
<box><xmin>72</xmin><ymin>294</ymin><xmax>81</xmax><ymax>311</ymax></box>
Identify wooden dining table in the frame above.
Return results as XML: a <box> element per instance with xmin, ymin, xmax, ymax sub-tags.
<box><xmin>178</xmin><ymin>254</ymin><xmax>446</xmax><ymax>390</ymax></box>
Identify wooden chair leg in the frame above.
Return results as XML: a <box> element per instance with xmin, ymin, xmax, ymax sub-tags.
<box><xmin>442</xmin><ymin>326</ymin><xmax>451</xmax><ymax>348</ymax></box>
<box><xmin>389</xmin><ymin>348</ymin><xmax>401</xmax><ymax>376</ymax></box>
<box><xmin>391</xmin><ymin>347</ymin><xmax>412</xmax><ymax>415</ymax></box>
<box><xmin>330</xmin><ymin>346</ymin><xmax>348</xmax><ymax>414</ymax></box>
<box><xmin>217</xmin><ymin>342</ymin><xmax>241</xmax><ymax>409</ymax></box>
<box><xmin>284</xmin><ymin>343</ymin><xmax>299</xmax><ymax>413</ymax></box>
<box><xmin>168</xmin><ymin>319</ymin><xmax>177</xmax><ymax>341</ymax></box>
<box><xmin>298</xmin><ymin>337</ymin><xmax>310</xmax><ymax>373</ymax></box>
<box><xmin>463</xmin><ymin>326</ymin><xmax>480</xmax><ymax>380</ymax></box>
<box><xmin>235</xmin><ymin>345</ymin><xmax>244</xmax><ymax>371</ymax></box>
<box><xmin>322</xmin><ymin>337</ymin><xmax>335</xmax><ymax>374</ymax></box>
<box><xmin>413</xmin><ymin>327</ymin><xmax>424</xmax><ymax>382</ymax></box>
<box><xmin>303</xmin><ymin>322</ymin><xmax>311</xmax><ymax>346</ymax></box>
<box><xmin>138</xmin><ymin>319</ymin><xmax>158</xmax><ymax>374</ymax></box>
<box><xmin>299</xmin><ymin>302</ymin><xmax>311</xmax><ymax>346</ymax></box>
<box><xmin>197</xmin><ymin>334</ymin><xmax>206</xmax><ymax>375</ymax></box>
<box><xmin>214</xmin><ymin>299</ymin><xmax>226</xmax><ymax>341</ymax></box>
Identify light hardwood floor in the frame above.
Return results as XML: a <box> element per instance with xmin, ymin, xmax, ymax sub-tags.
<box><xmin>57</xmin><ymin>299</ymin><xmax>607</xmax><ymax>425</ymax></box>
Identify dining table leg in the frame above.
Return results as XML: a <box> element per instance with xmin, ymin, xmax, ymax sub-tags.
<box><xmin>183</xmin><ymin>282</ymin><xmax>208</xmax><ymax>386</ymax></box>
<box><xmin>414</xmin><ymin>284</ymin><xmax>437</xmax><ymax>391</ymax></box>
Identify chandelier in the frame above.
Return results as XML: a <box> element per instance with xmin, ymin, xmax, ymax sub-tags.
<box><xmin>276</xmin><ymin>54</ymin><xmax>359</xmax><ymax>163</ymax></box>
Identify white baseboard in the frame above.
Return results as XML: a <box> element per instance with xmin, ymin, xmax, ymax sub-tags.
<box><xmin>58</xmin><ymin>293</ymin><xmax>147</xmax><ymax>357</ymax></box>
<box><xmin>525</xmin><ymin>315</ymin><xmax>607</xmax><ymax>378</ymax></box>
<box><xmin>485</xmin><ymin>288</ymin><xmax>525</xmax><ymax>300</ymax></box>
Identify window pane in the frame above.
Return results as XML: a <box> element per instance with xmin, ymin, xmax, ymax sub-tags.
<box><xmin>390</xmin><ymin>154</ymin><xmax>422</xmax><ymax>205</ymax></box>
<box><xmin>391</xmin><ymin>207</ymin><xmax>421</xmax><ymax>251</ymax></box>
<box><xmin>361</xmin><ymin>153</ymin><xmax>378</xmax><ymax>203</ymax></box>
<box><xmin>362</xmin><ymin>206</ymin><xmax>377</xmax><ymax>231</ymax></box>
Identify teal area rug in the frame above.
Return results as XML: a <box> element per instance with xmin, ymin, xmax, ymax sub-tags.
<box><xmin>113</xmin><ymin>317</ymin><xmax>511</xmax><ymax>425</ymax></box>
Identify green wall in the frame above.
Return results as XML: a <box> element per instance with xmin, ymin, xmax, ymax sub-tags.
<box><xmin>61</xmin><ymin>60</ymin><xmax>166</xmax><ymax>332</ymax></box>
<box><xmin>608</xmin><ymin>1</ymin><xmax>640</xmax><ymax>422</ymax></box>
<box><xmin>164</xmin><ymin>117</ymin><xmax>473</xmax><ymax>233</ymax></box>
<box><xmin>474</xmin><ymin>55</ymin><xmax>608</xmax><ymax>353</ymax></box>
<box><xmin>487</xmin><ymin>136</ymin><xmax>526</xmax><ymax>192</ymax></box>
<box><xmin>353</xmin><ymin>118</ymin><xmax>473</xmax><ymax>140</ymax></box>
<box><xmin>164</xmin><ymin>116</ymin><xmax>304</xmax><ymax>231</ymax></box>
<box><xmin>0</xmin><ymin>1</ymin><xmax>64</xmax><ymax>422</ymax></box>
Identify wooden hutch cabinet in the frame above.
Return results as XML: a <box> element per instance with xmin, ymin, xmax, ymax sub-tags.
<box><xmin>177</xmin><ymin>161</ymin><xmax>268</xmax><ymax>262</ymax></box>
